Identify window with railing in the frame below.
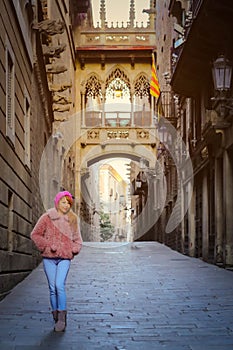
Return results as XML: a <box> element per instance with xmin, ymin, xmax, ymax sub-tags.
<box><xmin>105</xmin><ymin>111</ymin><xmax>131</xmax><ymax>127</ymax></box>
<box><xmin>85</xmin><ymin>111</ymin><xmax>102</xmax><ymax>127</ymax></box>
<box><xmin>157</xmin><ymin>90</ymin><xmax>175</xmax><ymax>122</ymax></box>
<box><xmin>85</xmin><ymin>110</ymin><xmax>152</xmax><ymax>128</ymax></box>
<box><xmin>83</xmin><ymin>70</ymin><xmax>152</xmax><ymax>128</ymax></box>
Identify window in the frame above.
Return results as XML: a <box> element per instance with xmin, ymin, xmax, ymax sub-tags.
<box><xmin>24</xmin><ymin>89</ymin><xmax>31</xmax><ymax>168</ymax></box>
<box><xmin>6</xmin><ymin>38</ymin><xmax>15</xmax><ymax>144</ymax></box>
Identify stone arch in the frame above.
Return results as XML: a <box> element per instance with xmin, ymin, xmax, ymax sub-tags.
<box><xmin>87</xmin><ymin>152</ymin><xmax>146</xmax><ymax>167</ymax></box>
<box><xmin>105</xmin><ymin>65</ymin><xmax>131</xmax><ymax>88</ymax></box>
<box><xmin>133</xmin><ymin>73</ymin><xmax>150</xmax><ymax>99</ymax></box>
<box><xmin>133</xmin><ymin>73</ymin><xmax>151</xmax><ymax>125</ymax></box>
<box><xmin>83</xmin><ymin>73</ymin><xmax>103</xmax><ymax>116</ymax></box>
<box><xmin>105</xmin><ymin>66</ymin><xmax>131</xmax><ymax>99</ymax></box>
<box><xmin>80</xmin><ymin>144</ymin><xmax>156</xmax><ymax>170</ymax></box>
<box><xmin>84</xmin><ymin>73</ymin><xmax>103</xmax><ymax>99</ymax></box>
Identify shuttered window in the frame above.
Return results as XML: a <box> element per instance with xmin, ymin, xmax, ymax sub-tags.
<box><xmin>6</xmin><ymin>39</ymin><xmax>15</xmax><ymax>144</ymax></box>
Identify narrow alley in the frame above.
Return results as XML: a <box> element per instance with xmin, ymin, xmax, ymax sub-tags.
<box><xmin>0</xmin><ymin>242</ymin><xmax>233</xmax><ymax>350</ymax></box>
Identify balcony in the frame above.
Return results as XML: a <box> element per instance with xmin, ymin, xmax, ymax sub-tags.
<box><xmin>84</xmin><ymin>110</ymin><xmax>152</xmax><ymax>128</ymax></box>
<box><xmin>170</xmin><ymin>0</ymin><xmax>233</xmax><ymax>95</ymax></box>
<box><xmin>157</xmin><ymin>91</ymin><xmax>176</xmax><ymax>126</ymax></box>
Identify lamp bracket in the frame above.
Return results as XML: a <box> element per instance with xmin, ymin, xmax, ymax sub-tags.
<box><xmin>211</xmin><ymin>96</ymin><xmax>233</xmax><ymax>118</ymax></box>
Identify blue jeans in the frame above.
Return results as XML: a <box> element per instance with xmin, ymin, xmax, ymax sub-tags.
<box><xmin>43</xmin><ymin>258</ymin><xmax>71</xmax><ymax>311</ymax></box>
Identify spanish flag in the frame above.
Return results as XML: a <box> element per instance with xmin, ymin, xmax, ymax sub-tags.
<box><xmin>150</xmin><ymin>54</ymin><xmax>160</xmax><ymax>98</ymax></box>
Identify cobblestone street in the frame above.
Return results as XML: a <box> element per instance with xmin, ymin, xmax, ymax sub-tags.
<box><xmin>0</xmin><ymin>242</ymin><xmax>233</xmax><ymax>349</ymax></box>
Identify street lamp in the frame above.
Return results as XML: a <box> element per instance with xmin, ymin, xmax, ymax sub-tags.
<box><xmin>212</xmin><ymin>55</ymin><xmax>232</xmax><ymax>91</ymax></box>
<box><xmin>157</xmin><ymin>123</ymin><xmax>172</xmax><ymax>155</ymax></box>
<box><xmin>212</xmin><ymin>54</ymin><xmax>233</xmax><ymax>118</ymax></box>
<box><xmin>159</xmin><ymin>123</ymin><xmax>173</xmax><ymax>147</ymax></box>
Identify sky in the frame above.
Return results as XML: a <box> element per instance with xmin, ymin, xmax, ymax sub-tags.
<box><xmin>107</xmin><ymin>158</ymin><xmax>130</xmax><ymax>183</ymax></box>
<box><xmin>92</xmin><ymin>0</ymin><xmax>150</xmax><ymax>26</ymax></box>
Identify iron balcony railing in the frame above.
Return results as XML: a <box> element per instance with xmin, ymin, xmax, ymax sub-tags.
<box><xmin>157</xmin><ymin>90</ymin><xmax>176</xmax><ymax>123</ymax></box>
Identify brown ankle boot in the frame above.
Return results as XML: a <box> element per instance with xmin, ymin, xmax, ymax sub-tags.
<box><xmin>52</xmin><ymin>310</ymin><xmax>58</xmax><ymax>322</ymax></box>
<box><xmin>54</xmin><ymin>310</ymin><xmax>67</xmax><ymax>332</ymax></box>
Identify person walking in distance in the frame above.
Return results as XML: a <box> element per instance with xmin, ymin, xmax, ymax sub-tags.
<box><xmin>31</xmin><ymin>191</ymin><xmax>83</xmax><ymax>332</ymax></box>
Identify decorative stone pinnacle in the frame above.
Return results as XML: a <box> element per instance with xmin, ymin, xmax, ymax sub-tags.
<box><xmin>129</xmin><ymin>0</ymin><xmax>135</xmax><ymax>27</ymax></box>
<box><xmin>100</xmin><ymin>0</ymin><xmax>106</xmax><ymax>28</ymax></box>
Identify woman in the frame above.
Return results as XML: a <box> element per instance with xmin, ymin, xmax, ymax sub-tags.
<box><xmin>31</xmin><ymin>191</ymin><xmax>82</xmax><ymax>332</ymax></box>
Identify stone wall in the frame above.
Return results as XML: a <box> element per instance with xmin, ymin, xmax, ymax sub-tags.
<box><xmin>0</xmin><ymin>0</ymin><xmax>53</xmax><ymax>299</ymax></box>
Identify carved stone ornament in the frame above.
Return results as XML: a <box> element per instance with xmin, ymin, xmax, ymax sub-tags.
<box><xmin>33</xmin><ymin>19</ymin><xmax>65</xmax><ymax>35</ymax></box>
<box><xmin>46</xmin><ymin>64</ymin><xmax>67</xmax><ymax>74</ymax></box>
<box><xmin>53</xmin><ymin>104</ymin><xmax>70</xmax><ymax>112</ymax></box>
<box><xmin>52</xmin><ymin>94</ymin><xmax>72</xmax><ymax>104</ymax></box>
<box><xmin>42</xmin><ymin>43</ymin><xmax>66</xmax><ymax>58</ymax></box>
<box><xmin>137</xmin><ymin>130</ymin><xmax>149</xmax><ymax>139</ymax></box>
<box><xmin>107</xmin><ymin>130</ymin><xmax>129</xmax><ymax>139</ymax></box>
<box><xmin>87</xmin><ymin>130</ymin><xmax>99</xmax><ymax>139</ymax></box>
<box><xmin>49</xmin><ymin>83</ymin><xmax>72</xmax><ymax>92</ymax></box>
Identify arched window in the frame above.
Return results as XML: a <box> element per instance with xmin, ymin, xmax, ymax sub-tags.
<box><xmin>85</xmin><ymin>75</ymin><xmax>102</xmax><ymax>100</ymax></box>
<box><xmin>134</xmin><ymin>74</ymin><xmax>151</xmax><ymax>126</ymax></box>
<box><xmin>105</xmin><ymin>68</ymin><xmax>130</xmax><ymax>100</ymax></box>
<box><xmin>105</xmin><ymin>68</ymin><xmax>131</xmax><ymax>126</ymax></box>
<box><xmin>85</xmin><ymin>75</ymin><xmax>102</xmax><ymax>126</ymax></box>
<box><xmin>134</xmin><ymin>74</ymin><xmax>150</xmax><ymax>99</ymax></box>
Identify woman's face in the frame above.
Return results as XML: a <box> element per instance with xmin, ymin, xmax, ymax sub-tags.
<box><xmin>57</xmin><ymin>197</ymin><xmax>71</xmax><ymax>215</ymax></box>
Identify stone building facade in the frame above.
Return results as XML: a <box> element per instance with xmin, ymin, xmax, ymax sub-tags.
<box><xmin>153</xmin><ymin>0</ymin><xmax>233</xmax><ymax>268</ymax></box>
<box><xmin>0</xmin><ymin>0</ymin><xmax>53</xmax><ymax>299</ymax></box>
<box><xmin>0</xmin><ymin>0</ymin><xmax>88</xmax><ymax>298</ymax></box>
<box><xmin>73</xmin><ymin>0</ymin><xmax>157</xmax><ymax>241</ymax></box>
<box><xmin>3</xmin><ymin>0</ymin><xmax>232</xmax><ymax>299</ymax></box>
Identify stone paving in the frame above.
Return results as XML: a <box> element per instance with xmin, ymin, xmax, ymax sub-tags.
<box><xmin>0</xmin><ymin>242</ymin><xmax>233</xmax><ymax>349</ymax></box>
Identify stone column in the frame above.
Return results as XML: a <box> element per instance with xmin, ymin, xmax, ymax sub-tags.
<box><xmin>202</xmin><ymin>171</ymin><xmax>209</xmax><ymax>260</ymax></box>
<box><xmin>81</xmin><ymin>92</ymin><xmax>85</xmax><ymax>127</ymax></box>
<box><xmin>130</xmin><ymin>92</ymin><xmax>135</xmax><ymax>127</ymax></box>
<box><xmin>189</xmin><ymin>185</ymin><xmax>196</xmax><ymax>257</ymax></box>
<box><xmin>102</xmin><ymin>93</ymin><xmax>106</xmax><ymax>126</ymax></box>
<box><xmin>180</xmin><ymin>178</ymin><xmax>185</xmax><ymax>254</ymax></box>
<box><xmin>224</xmin><ymin>149</ymin><xmax>233</xmax><ymax>267</ymax></box>
<box><xmin>215</xmin><ymin>157</ymin><xmax>224</xmax><ymax>265</ymax></box>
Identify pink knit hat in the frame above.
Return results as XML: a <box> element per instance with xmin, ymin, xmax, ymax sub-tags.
<box><xmin>54</xmin><ymin>191</ymin><xmax>73</xmax><ymax>208</ymax></box>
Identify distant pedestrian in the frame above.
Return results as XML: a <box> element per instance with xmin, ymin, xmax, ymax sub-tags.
<box><xmin>31</xmin><ymin>191</ymin><xmax>83</xmax><ymax>332</ymax></box>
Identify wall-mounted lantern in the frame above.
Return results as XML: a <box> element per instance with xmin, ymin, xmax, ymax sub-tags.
<box><xmin>157</xmin><ymin>123</ymin><xmax>172</xmax><ymax>156</ymax></box>
<box><xmin>212</xmin><ymin>55</ymin><xmax>232</xmax><ymax>91</ymax></box>
<box><xmin>212</xmin><ymin>54</ymin><xmax>233</xmax><ymax>118</ymax></box>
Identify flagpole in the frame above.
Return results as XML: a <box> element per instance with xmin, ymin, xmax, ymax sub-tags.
<box><xmin>150</xmin><ymin>52</ymin><xmax>154</xmax><ymax>127</ymax></box>
<box><xmin>150</xmin><ymin>51</ymin><xmax>160</xmax><ymax>126</ymax></box>
<box><xmin>151</xmin><ymin>95</ymin><xmax>154</xmax><ymax>127</ymax></box>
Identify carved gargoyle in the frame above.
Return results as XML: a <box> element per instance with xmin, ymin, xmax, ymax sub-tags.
<box><xmin>46</xmin><ymin>64</ymin><xmax>67</xmax><ymax>74</ymax></box>
<box><xmin>53</xmin><ymin>94</ymin><xmax>72</xmax><ymax>104</ymax></box>
<box><xmin>33</xmin><ymin>19</ymin><xmax>65</xmax><ymax>35</ymax></box>
<box><xmin>42</xmin><ymin>43</ymin><xmax>66</xmax><ymax>58</ymax></box>
<box><xmin>53</xmin><ymin>104</ymin><xmax>70</xmax><ymax>112</ymax></box>
<box><xmin>49</xmin><ymin>83</ymin><xmax>72</xmax><ymax>92</ymax></box>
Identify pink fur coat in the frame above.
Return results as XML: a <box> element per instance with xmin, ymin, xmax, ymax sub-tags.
<box><xmin>31</xmin><ymin>208</ymin><xmax>82</xmax><ymax>260</ymax></box>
